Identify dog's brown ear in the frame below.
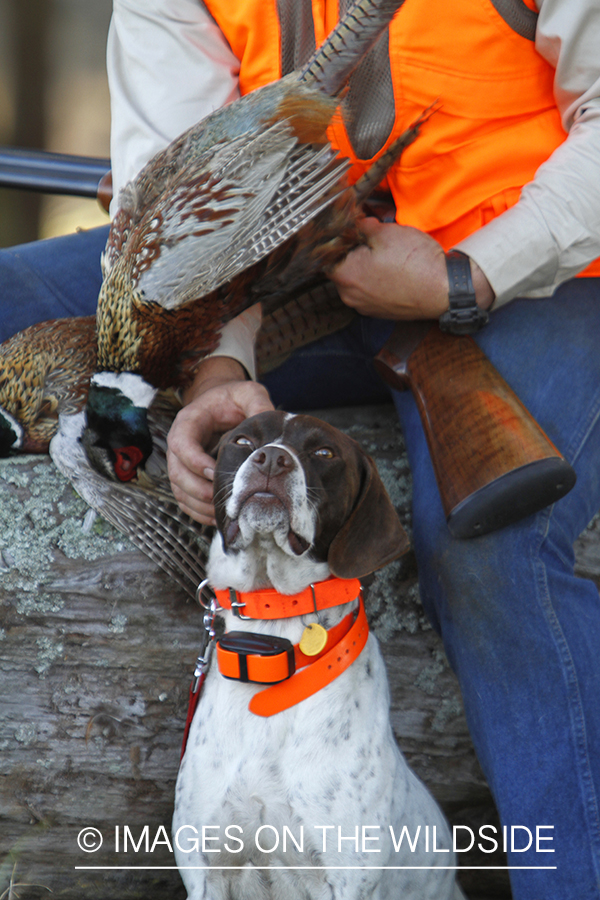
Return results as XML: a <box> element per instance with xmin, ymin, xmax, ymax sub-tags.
<box><xmin>327</xmin><ymin>456</ymin><xmax>410</xmax><ymax>579</ymax></box>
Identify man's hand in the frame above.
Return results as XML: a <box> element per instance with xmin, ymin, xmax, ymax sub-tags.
<box><xmin>167</xmin><ymin>358</ymin><xmax>273</xmax><ymax>525</ymax></box>
<box><xmin>330</xmin><ymin>218</ymin><xmax>494</xmax><ymax>318</ymax></box>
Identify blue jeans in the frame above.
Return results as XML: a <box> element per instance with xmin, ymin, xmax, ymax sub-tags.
<box><xmin>263</xmin><ymin>280</ymin><xmax>600</xmax><ymax>900</ymax></box>
<box><xmin>0</xmin><ymin>226</ymin><xmax>109</xmax><ymax>342</ymax></box>
<box><xmin>3</xmin><ymin>230</ymin><xmax>600</xmax><ymax>898</ymax></box>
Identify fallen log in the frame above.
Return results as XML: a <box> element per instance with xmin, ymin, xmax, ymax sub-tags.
<box><xmin>2</xmin><ymin>404</ymin><xmax>595</xmax><ymax>899</ymax></box>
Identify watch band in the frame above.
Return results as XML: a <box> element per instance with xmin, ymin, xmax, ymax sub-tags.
<box><xmin>439</xmin><ymin>250</ymin><xmax>489</xmax><ymax>335</ymax></box>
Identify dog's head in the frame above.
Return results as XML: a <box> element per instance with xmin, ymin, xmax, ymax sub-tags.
<box><xmin>209</xmin><ymin>411</ymin><xmax>408</xmax><ymax>591</ymax></box>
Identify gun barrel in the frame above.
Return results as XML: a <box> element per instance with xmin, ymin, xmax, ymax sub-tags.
<box><xmin>0</xmin><ymin>147</ymin><xmax>110</xmax><ymax>198</ymax></box>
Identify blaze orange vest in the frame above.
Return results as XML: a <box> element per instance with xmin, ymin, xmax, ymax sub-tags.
<box><xmin>203</xmin><ymin>0</ymin><xmax>600</xmax><ymax>277</ymax></box>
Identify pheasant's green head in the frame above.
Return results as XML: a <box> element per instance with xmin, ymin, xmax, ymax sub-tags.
<box><xmin>82</xmin><ymin>373</ymin><xmax>156</xmax><ymax>482</ymax></box>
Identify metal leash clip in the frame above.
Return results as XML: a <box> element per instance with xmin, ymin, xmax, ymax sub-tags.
<box><xmin>192</xmin><ymin>580</ymin><xmax>222</xmax><ymax>691</ymax></box>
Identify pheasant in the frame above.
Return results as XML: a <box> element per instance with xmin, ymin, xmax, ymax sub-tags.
<box><xmin>0</xmin><ymin>280</ymin><xmax>359</xmax><ymax>459</ymax></box>
<box><xmin>0</xmin><ymin>320</ymin><xmax>208</xmax><ymax>594</ymax></box>
<box><xmin>49</xmin><ymin>391</ymin><xmax>211</xmax><ymax>599</ymax></box>
<box><xmin>0</xmin><ymin>294</ymin><xmax>349</xmax><ymax>596</ymax></box>
<box><xmin>84</xmin><ymin>0</ymin><xmax>430</xmax><ymax>483</ymax></box>
<box><xmin>0</xmin><ymin>316</ymin><xmax>96</xmax><ymax>456</ymax></box>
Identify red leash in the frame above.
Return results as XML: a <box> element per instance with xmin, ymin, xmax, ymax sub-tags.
<box><xmin>181</xmin><ymin>672</ymin><xmax>206</xmax><ymax>760</ymax></box>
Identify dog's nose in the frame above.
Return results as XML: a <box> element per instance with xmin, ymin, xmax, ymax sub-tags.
<box><xmin>252</xmin><ymin>445</ymin><xmax>295</xmax><ymax>478</ymax></box>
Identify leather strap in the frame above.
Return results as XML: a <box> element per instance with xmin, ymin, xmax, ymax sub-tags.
<box><xmin>181</xmin><ymin>670</ymin><xmax>207</xmax><ymax>760</ymax></box>
<box><xmin>214</xmin><ymin>577</ymin><xmax>362</xmax><ymax>620</ymax></box>
<box><xmin>439</xmin><ymin>250</ymin><xmax>489</xmax><ymax>335</ymax></box>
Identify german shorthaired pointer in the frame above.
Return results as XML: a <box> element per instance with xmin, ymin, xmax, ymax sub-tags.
<box><xmin>174</xmin><ymin>410</ymin><xmax>464</xmax><ymax>899</ymax></box>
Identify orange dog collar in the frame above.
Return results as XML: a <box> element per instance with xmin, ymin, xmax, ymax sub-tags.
<box><xmin>181</xmin><ymin>579</ymin><xmax>369</xmax><ymax>752</ymax></box>
<box><xmin>214</xmin><ymin>576</ymin><xmax>362</xmax><ymax>620</ymax></box>
<box><xmin>215</xmin><ymin>593</ymin><xmax>369</xmax><ymax>716</ymax></box>
<box><xmin>249</xmin><ymin>596</ymin><xmax>369</xmax><ymax>716</ymax></box>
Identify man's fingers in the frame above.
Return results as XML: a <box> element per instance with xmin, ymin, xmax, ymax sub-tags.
<box><xmin>168</xmin><ymin>404</ymin><xmax>218</xmax><ymax>472</ymax></box>
<box><xmin>166</xmin><ymin>379</ymin><xmax>275</xmax><ymax>525</ymax></box>
<box><xmin>168</xmin><ymin>450</ymin><xmax>216</xmax><ymax>525</ymax></box>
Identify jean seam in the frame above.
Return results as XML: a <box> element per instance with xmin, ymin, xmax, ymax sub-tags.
<box><xmin>563</xmin><ymin>380</ymin><xmax>600</xmax><ymax>468</ymax></box>
<box><xmin>544</xmin><ymin>518</ymin><xmax>577</xmax><ymax>571</ymax></box>
<box><xmin>531</xmin><ymin>513</ymin><xmax>600</xmax><ymax>890</ymax></box>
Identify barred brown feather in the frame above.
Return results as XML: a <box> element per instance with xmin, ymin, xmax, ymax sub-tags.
<box><xmin>300</xmin><ymin>0</ymin><xmax>408</xmax><ymax>95</ymax></box>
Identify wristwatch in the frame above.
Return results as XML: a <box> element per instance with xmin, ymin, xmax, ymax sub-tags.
<box><xmin>438</xmin><ymin>250</ymin><xmax>489</xmax><ymax>335</ymax></box>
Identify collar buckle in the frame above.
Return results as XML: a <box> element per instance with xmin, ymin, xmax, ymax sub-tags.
<box><xmin>228</xmin><ymin>587</ymin><xmax>252</xmax><ymax>619</ymax></box>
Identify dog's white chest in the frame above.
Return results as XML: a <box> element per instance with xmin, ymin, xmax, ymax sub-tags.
<box><xmin>174</xmin><ymin>631</ymin><xmax>457</xmax><ymax>900</ymax></box>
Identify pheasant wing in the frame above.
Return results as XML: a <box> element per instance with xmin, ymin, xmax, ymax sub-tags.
<box><xmin>112</xmin><ymin>121</ymin><xmax>349</xmax><ymax>310</ymax></box>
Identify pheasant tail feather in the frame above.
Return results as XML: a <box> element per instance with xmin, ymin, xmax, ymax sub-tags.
<box><xmin>300</xmin><ymin>0</ymin><xmax>407</xmax><ymax>96</ymax></box>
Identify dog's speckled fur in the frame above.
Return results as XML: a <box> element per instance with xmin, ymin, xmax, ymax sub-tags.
<box><xmin>174</xmin><ymin>411</ymin><xmax>463</xmax><ymax>899</ymax></box>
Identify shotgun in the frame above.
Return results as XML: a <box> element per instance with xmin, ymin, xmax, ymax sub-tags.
<box><xmin>364</xmin><ymin>194</ymin><xmax>576</xmax><ymax>537</ymax></box>
<box><xmin>0</xmin><ymin>146</ymin><xmax>112</xmax><ymax>211</ymax></box>
<box><xmin>1</xmin><ymin>148</ymin><xmax>577</xmax><ymax>537</ymax></box>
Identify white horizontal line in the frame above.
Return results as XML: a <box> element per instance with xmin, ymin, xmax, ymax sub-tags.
<box><xmin>75</xmin><ymin>865</ymin><xmax>557</xmax><ymax>871</ymax></box>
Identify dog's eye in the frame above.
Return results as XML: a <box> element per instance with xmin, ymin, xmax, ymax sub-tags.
<box><xmin>313</xmin><ymin>447</ymin><xmax>334</xmax><ymax>459</ymax></box>
<box><xmin>233</xmin><ymin>436</ymin><xmax>254</xmax><ymax>448</ymax></box>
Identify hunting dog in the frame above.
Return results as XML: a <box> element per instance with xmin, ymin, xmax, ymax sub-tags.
<box><xmin>174</xmin><ymin>410</ymin><xmax>463</xmax><ymax>899</ymax></box>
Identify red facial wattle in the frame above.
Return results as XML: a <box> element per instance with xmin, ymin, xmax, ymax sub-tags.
<box><xmin>114</xmin><ymin>445</ymin><xmax>145</xmax><ymax>482</ymax></box>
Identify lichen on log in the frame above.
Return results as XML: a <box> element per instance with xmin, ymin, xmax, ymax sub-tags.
<box><xmin>5</xmin><ymin>404</ymin><xmax>596</xmax><ymax>899</ymax></box>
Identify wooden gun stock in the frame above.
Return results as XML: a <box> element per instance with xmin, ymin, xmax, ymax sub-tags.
<box><xmin>374</xmin><ymin>322</ymin><xmax>576</xmax><ymax>538</ymax></box>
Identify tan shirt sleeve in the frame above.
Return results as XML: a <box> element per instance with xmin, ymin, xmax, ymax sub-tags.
<box><xmin>456</xmin><ymin>0</ymin><xmax>600</xmax><ymax>306</ymax></box>
<box><xmin>107</xmin><ymin>0</ymin><xmax>241</xmax><ymax>209</ymax></box>
<box><xmin>206</xmin><ymin>304</ymin><xmax>262</xmax><ymax>380</ymax></box>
